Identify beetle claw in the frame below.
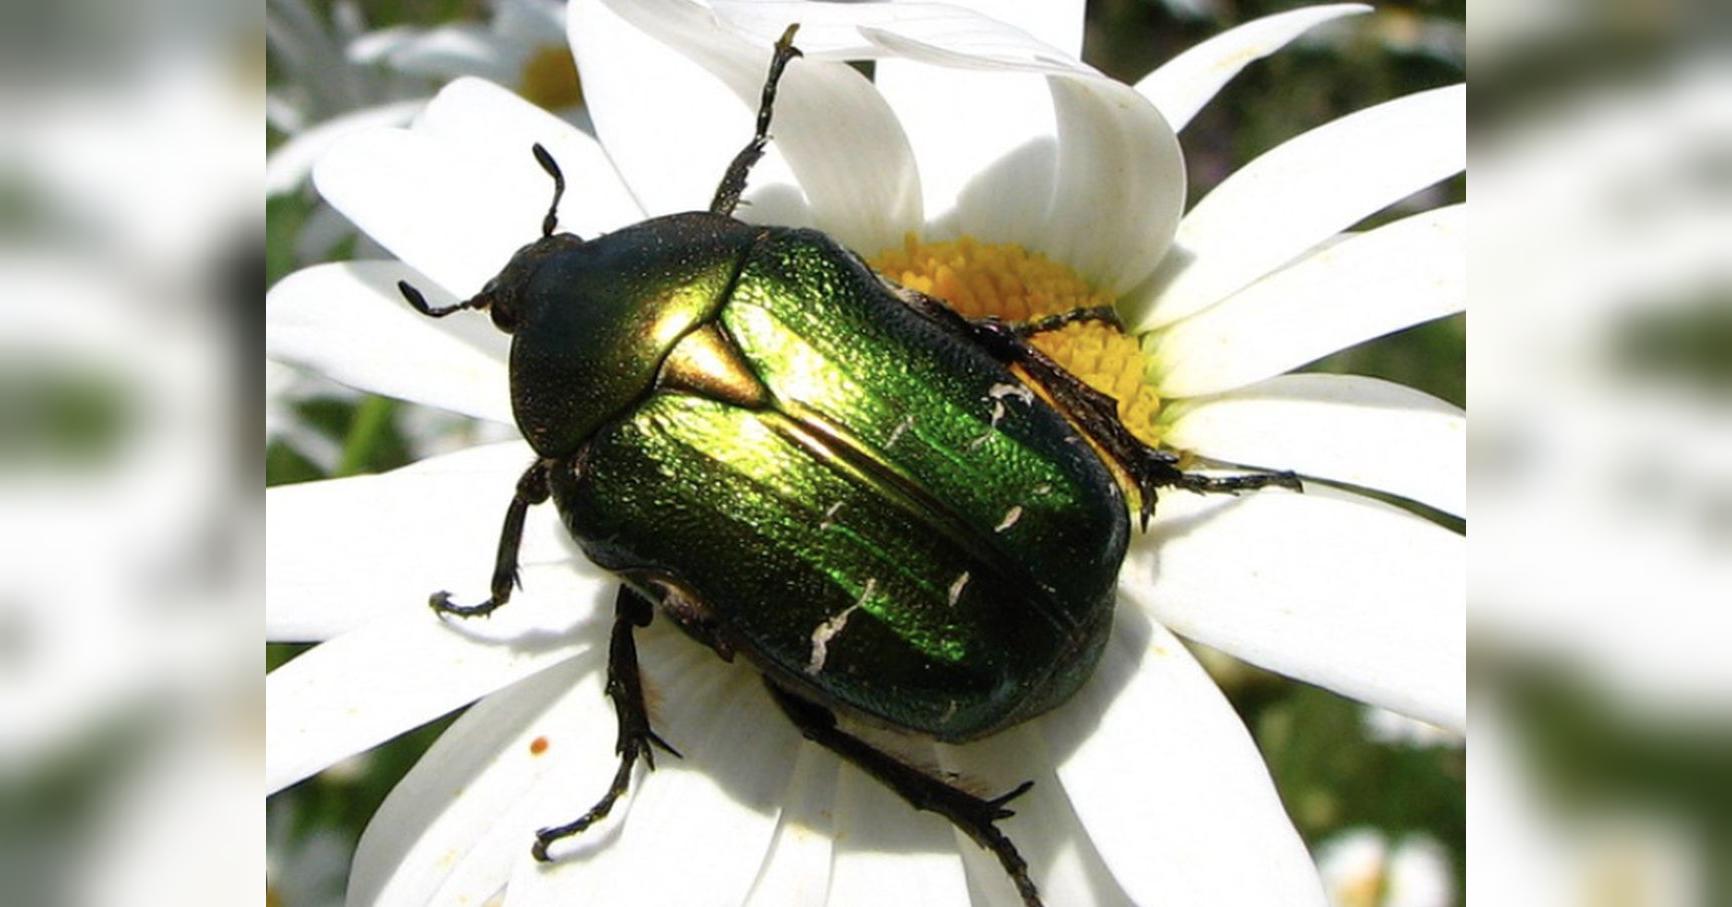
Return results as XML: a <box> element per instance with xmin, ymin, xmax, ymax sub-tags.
<box><xmin>428</xmin><ymin>590</ymin><xmax>502</xmax><ymax>619</ymax></box>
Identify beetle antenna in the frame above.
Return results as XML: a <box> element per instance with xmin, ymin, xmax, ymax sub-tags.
<box><xmin>532</xmin><ymin>143</ymin><xmax>565</xmax><ymax>238</ymax></box>
<box><xmin>398</xmin><ymin>279</ymin><xmax>472</xmax><ymax>318</ymax></box>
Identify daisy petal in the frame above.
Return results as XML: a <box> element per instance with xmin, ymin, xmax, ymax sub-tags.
<box><xmin>743</xmin><ymin>744</ymin><xmax>840</xmax><ymax>906</ymax></box>
<box><xmin>508</xmin><ymin>630</ymin><xmax>798</xmax><ymax>906</ymax></box>
<box><xmin>412</xmin><ymin>77</ymin><xmax>644</xmax><ymax>237</ymax></box>
<box><xmin>1128</xmin><ymin>84</ymin><xmax>1466</xmax><ymax>331</ymax></box>
<box><xmin>1150</xmin><ymin>203</ymin><xmax>1466</xmax><ymax>397</ymax></box>
<box><xmin>265</xmin><ymin>442</ymin><xmax>572</xmax><ymax>642</ymax></box>
<box><xmin>313</xmin><ymin>127</ymin><xmax>536</xmax><ymax>296</ymax></box>
<box><xmin>346</xmin><ymin>654</ymin><xmax>612</xmax><ymax>907</ymax></box>
<box><xmin>371</xmin><ymin>23</ymin><xmax>520</xmax><ymax>84</ymax></box>
<box><xmin>866</xmin><ymin>0</ymin><xmax>1084</xmax><ymax>239</ymax></box>
<box><xmin>1164</xmin><ymin>373</ymin><xmax>1466</xmax><ymax>516</ymax></box>
<box><xmin>778</xmin><ymin>4</ymin><xmax>1182</xmax><ymax>294</ymax></box>
<box><xmin>1135</xmin><ymin>5</ymin><xmax>1371</xmax><ymax>132</ymax></box>
<box><xmin>828</xmin><ymin>753</ymin><xmax>972</xmax><ymax>907</ymax></box>
<box><xmin>1045</xmin><ymin>612</ymin><xmax>1326</xmax><ymax>905</ymax></box>
<box><xmin>265</xmin><ymin>261</ymin><xmax>513</xmax><ymax>425</ymax></box>
<box><xmin>1125</xmin><ymin>486</ymin><xmax>1465</xmax><ymax>730</ymax></box>
<box><xmin>1042</xmin><ymin>76</ymin><xmax>1185</xmax><ymax>294</ymax></box>
<box><xmin>266</xmin><ymin>99</ymin><xmax>424</xmax><ymax>196</ymax></box>
<box><xmin>575</xmin><ymin>0</ymin><xmax>922</xmax><ymax>251</ymax></box>
<box><xmin>710</xmin><ymin>2</ymin><xmax>1089</xmax><ymax>72</ymax></box>
<box><xmin>265</xmin><ymin>567</ymin><xmax>609</xmax><ymax>794</ymax></box>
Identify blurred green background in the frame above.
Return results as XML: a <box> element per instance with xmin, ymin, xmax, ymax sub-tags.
<box><xmin>267</xmin><ymin>1</ymin><xmax>1465</xmax><ymax>904</ymax></box>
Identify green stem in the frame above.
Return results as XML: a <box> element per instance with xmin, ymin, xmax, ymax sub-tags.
<box><xmin>336</xmin><ymin>396</ymin><xmax>395</xmax><ymax>477</ymax></box>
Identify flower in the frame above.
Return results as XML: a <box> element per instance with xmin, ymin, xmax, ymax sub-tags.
<box><xmin>266</xmin><ymin>1</ymin><xmax>1464</xmax><ymax>904</ymax></box>
<box><xmin>267</xmin><ymin>0</ymin><xmax>582</xmax><ymax>246</ymax></box>
<box><xmin>1315</xmin><ymin>828</ymin><xmax>1455</xmax><ymax>907</ymax></box>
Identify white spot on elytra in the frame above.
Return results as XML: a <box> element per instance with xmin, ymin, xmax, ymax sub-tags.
<box><xmin>947</xmin><ymin>572</ymin><xmax>971</xmax><ymax>607</ymax></box>
<box><xmin>806</xmin><ymin>578</ymin><xmax>876</xmax><ymax>676</ymax></box>
<box><xmin>887</xmin><ymin>414</ymin><xmax>915</xmax><ymax>447</ymax></box>
<box><xmin>818</xmin><ymin>502</ymin><xmax>842</xmax><ymax>530</ymax></box>
<box><xmin>995</xmin><ymin>506</ymin><xmax>1024</xmax><ymax>533</ymax></box>
<box><xmin>940</xmin><ymin>699</ymin><xmax>959</xmax><ymax>724</ymax></box>
<box><xmin>1033</xmin><ymin>483</ymin><xmax>1052</xmax><ymax>496</ymax></box>
<box><xmin>989</xmin><ymin>383</ymin><xmax>1034</xmax><ymax>405</ymax></box>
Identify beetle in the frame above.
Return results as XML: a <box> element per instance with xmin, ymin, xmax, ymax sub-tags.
<box><xmin>396</xmin><ymin>25</ymin><xmax>1298</xmax><ymax>907</ymax></box>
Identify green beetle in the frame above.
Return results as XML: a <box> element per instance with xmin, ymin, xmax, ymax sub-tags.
<box><xmin>397</xmin><ymin>26</ymin><xmax>1296</xmax><ymax>907</ymax></box>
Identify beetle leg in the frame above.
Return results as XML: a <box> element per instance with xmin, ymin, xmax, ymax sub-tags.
<box><xmin>890</xmin><ymin>286</ymin><xmax>1300</xmax><ymax>528</ymax></box>
<box><xmin>709</xmin><ymin>24</ymin><xmax>803</xmax><ymax>217</ymax></box>
<box><xmin>1009</xmin><ymin>305</ymin><xmax>1125</xmax><ymax>336</ymax></box>
<box><xmin>428</xmin><ymin>460</ymin><xmax>551</xmax><ymax>619</ymax></box>
<box><xmin>533</xmin><ymin>585</ymin><xmax>680</xmax><ymax>861</ymax></box>
<box><xmin>763</xmin><ymin>681</ymin><xmax>1045</xmax><ymax>907</ymax></box>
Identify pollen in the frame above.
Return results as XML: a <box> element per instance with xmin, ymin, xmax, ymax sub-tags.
<box><xmin>518</xmin><ymin>45</ymin><xmax>583</xmax><ymax>111</ymax></box>
<box><xmin>870</xmin><ymin>234</ymin><xmax>1164</xmax><ymax>447</ymax></box>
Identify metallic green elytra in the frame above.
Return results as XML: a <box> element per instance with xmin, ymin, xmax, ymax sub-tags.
<box><xmin>397</xmin><ymin>25</ymin><xmax>1296</xmax><ymax>907</ymax></box>
<box><xmin>540</xmin><ymin>214</ymin><xmax>1128</xmax><ymax>740</ymax></box>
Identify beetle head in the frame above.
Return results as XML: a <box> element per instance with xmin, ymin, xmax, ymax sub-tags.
<box><xmin>395</xmin><ymin>141</ymin><xmax>574</xmax><ymax>332</ymax></box>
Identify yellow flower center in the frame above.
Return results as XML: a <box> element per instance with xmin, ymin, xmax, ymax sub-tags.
<box><xmin>517</xmin><ymin>45</ymin><xmax>583</xmax><ymax>110</ymax></box>
<box><xmin>870</xmin><ymin>234</ymin><xmax>1165</xmax><ymax>448</ymax></box>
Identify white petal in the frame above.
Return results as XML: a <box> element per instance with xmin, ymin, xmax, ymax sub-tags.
<box><xmin>863</xmin><ymin>19</ymin><xmax>1183</xmax><ymax>292</ymax></box>
<box><xmin>265</xmin><ymin>566</ymin><xmax>611</xmax><ymax>794</ymax></box>
<box><xmin>1126</xmin><ymin>485</ymin><xmax>1465</xmax><ymax>730</ymax></box>
<box><xmin>936</xmin><ymin>726</ymin><xmax>1133</xmax><ymax>907</ymax></box>
<box><xmin>346</xmin><ymin>654</ymin><xmax>613</xmax><ymax>907</ymax></box>
<box><xmin>265</xmin><ymin>261</ymin><xmax>514</xmax><ymax>425</ymax></box>
<box><xmin>1041</xmin><ymin>76</ymin><xmax>1185</xmax><ymax>294</ymax></box>
<box><xmin>870</xmin><ymin>0</ymin><xmax>1083</xmax><ymax>242</ymax></box>
<box><xmin>1150</xmin><ymin>204</ymin><xmax>1466</xmax><ymax>398</ymax></box>
<box><xmin>743</xmin><ymin>744</ymin><xmax>839</xmax><ymax>906</ymax></box>
<box><xmin>1135</xmin><ymin>5</ymin><xmax>1371</xmax><ymax>132</ymax></box>
<box><xmin>313</xmin><ymin>127</ymin><xmax>536</xmax><ymax>297</ymax></box>
<box><xmin>1164</xmin><ymin>373</ymin><xmax>1466</xmax><ymax>516</ymax></box>
<box><xmin>375</xmin><ymin>24</ymin><xmax>522</xmax><ymax>84</ymax></box>
<box><xmin>267</xmin><ymin>99</ymin><xmax>425</xmax><ymax>196</ymax></box>
<box><xmin>265</xmin><ymin>442</ymin><xmax>573</xmax><ymax>642</ymax></box>
<box><xmin>571</xmin><ymin>0</ymin><xmax>771</xmax><ymax>220</ymax></box>
<box><xmin>1128</xmin><ymin>84</ymin><xmax>1466</xmax><ymax>331</ymax></box>
<box><xmin>709</xmin><ymin>2</ymin><xmax>1089</xmax><ymax>72</ymax></box>
<box><xmin>827</xmin><ymin>753</ymin><xmax>971</xmax><ymax>906</ymax></box>
<box><xmin>507</xmin><ymin>630</ymin><xmax>799</xmax><ymax>906</ymax></box>
<box><xmin>1045</xmin><ymin>612</ymin><xmax>1326</xmax><ymax>905</ymax></box>
<box><xmin>874</xmin><ymin>64</ymin><xmax>1057</xmax><ymax>246</ymax></box>
<box><xmin>412</xmin><ymin>78</ymin><xmax>644</xmax><ymax>238</ymax></box>
<box><xmin>575</xmin><ymin>0</ymin><xmax>923</xmax><ymax>252</ymax></box>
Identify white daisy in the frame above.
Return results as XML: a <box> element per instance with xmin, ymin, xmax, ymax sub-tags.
<box><xmin>1316</xmin><ymin>828</ymin><xmax>1454</xmax><ymax>907</ymax></box>
<box><xmin>266</xmin><ymin>1</ymin><xmax>1463</xmax><ymax>904</ymax></box>
<box><xmin>268</xmin><ymin>0</ymin><xmax>581</xmax><ymax>204</ymax></box>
